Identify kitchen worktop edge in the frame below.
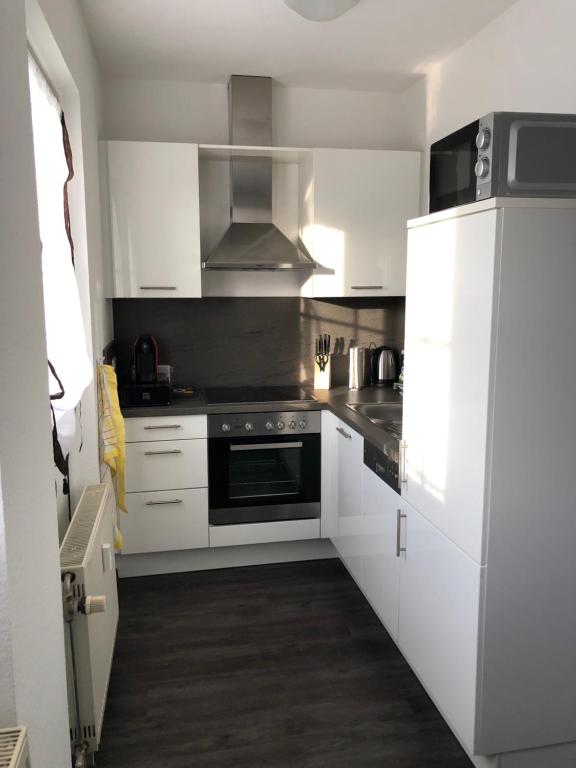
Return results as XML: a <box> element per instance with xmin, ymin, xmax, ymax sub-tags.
<box><xmin>121</xmin><ymin>386</ymin><xmax>402</xmax><ymax>452</ymax></box>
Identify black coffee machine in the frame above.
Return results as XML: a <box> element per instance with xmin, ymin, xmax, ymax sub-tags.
<box><xmin>119</xmin><ymin>335</ymin><xmax>171</xmax><ymax>407</ymax></box>
<box><xmin>133</xmin><ymin>335</ymin><xmax>158</xmax><ymax>384</ymax></box>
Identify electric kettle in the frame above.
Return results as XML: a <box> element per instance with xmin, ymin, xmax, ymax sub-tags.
<box><xmin>370</xmin><ymin>346</ymin><xmax>399</xmax><ymax>387</ymax></box>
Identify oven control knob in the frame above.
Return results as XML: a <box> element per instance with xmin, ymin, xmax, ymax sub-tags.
<box><xmin>221</xmin><ymin>423</ymin><xmax>231</xmax><ymax>433</ymax></box>
<box><xmin>265</xmin><ymin>421</ymin><xmax>275</xmax><ymax>431</ymax></box>
<box><xmin>288</xmin><ymin>421</ymin><xmax>297</xmax><ymax>430</ymax></box>
<box><xmin>277</xmin><ymin>421</ymin><xmax>285</xmax><ymax>430</ymax></box>
<box><xmin>299</xmin><ymin>420</ymin><xmax>307</xmax><ymax>430</ymax></box>
<box><xmin>476</xmin><ymin>127</ymin><xmax>491</xmax><ymax>151</ymax></box>
<box><xmin>475</xmin><ymin>157</ymin><xmax>490</xmax><ymax>179</ymax></box>
<box><xmin>244</xmin><ymin>422</ymin><xmax>254</xmax><ymax>432</ymax></box>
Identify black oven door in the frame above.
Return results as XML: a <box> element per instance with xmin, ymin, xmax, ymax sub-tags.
<box><xmin>209</xmin><ymin>434</ymin><xmax>321</xmax><ymax>525</ymax></box>
<box><xmin>429</xmin><ymin>120</ymin><xmax>479</xmax><ymax>213</ymax></box>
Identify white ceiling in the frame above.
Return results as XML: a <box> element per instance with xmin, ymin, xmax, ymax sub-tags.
<box><xmin>80</xmin><ymin>0</ymin><xmax>518</xmax><ymax>92</ymax></box>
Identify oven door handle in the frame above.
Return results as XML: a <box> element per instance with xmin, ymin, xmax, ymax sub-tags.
<box><xmin>230</xmin><ymin>442</ymin><xmax>303</xmax><ymax>451</ymax></box>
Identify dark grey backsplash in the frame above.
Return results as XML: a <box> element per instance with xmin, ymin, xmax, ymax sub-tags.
<box><xmin>113</xmin><ymin>297</ymin><xmax>405</xmax><ymax>388</ymax></box>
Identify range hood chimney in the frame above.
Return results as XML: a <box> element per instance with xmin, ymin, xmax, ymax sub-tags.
<box><xmin>202</xmin><ymin>75</ymin><xmax>316</xmax><ymax>271</ymax></box>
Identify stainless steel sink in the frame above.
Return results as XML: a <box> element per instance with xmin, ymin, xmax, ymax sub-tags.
<box><xmin>346</xmin><ymin>402</ymin><xmax>403</xmax><ymax>436</ymax></box>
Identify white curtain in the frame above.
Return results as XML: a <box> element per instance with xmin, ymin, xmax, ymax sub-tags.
<box><xmin>28</xmin><ymin>56</ymin><xmax>92</xmax><ymax>452</ymax></box>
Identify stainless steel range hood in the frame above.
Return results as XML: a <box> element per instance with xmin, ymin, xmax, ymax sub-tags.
<box><xmin>202</xmin><ymin>75</ymin><xmax>316</xmax><ymax>271</ymax></box>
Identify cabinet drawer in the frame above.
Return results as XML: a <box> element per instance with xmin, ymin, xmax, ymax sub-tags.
<box><xmin>124</xmin><ymin>415</ymin><xmax>207</xmax><ymax>443</ymax></box>
<box><xmin>121</xmin><ymin>488</ymin><xmax>208</xmax><ymax>554</ymax></box>
<box><xmin>209</xmin><ymin>519</ymin><xmax>320</xmax><ymax>548</ymax></box>
<box><xmin>125</xmin><ymin>439</ymin><xmax>207</xmax><ymax>492</ymax></box>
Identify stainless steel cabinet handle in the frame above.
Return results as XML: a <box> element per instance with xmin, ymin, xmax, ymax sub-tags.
<box><xmin>230</xmin><ymin>442</ymin><xmax>302</xmax><ymax>451</ymax></box>
<box><xmin>399</xmin><ymin>440</ymin><xmax>407</xmax><ymax>484</ymax></box>
<box><xmin>336</xmin><ymin>426</ymin><xmax>352</xmax><ymax>439</ymax></box>
<box><xmin>145</xmin><ymin>499</ymin><xmax>183</xmax><ymax>506</ymax></box>
<box><xmin>396</xmin><ymin>509</ymin><xmax>407</xmax><ymax>557</ymax></box>
<box><xmin>139</xmin><ymin>286</ymin><xmax>177</xmax><ymax>291</ymax></box>
<box><xmin>143</xmin><ymin>424</ymin><xmax>182</xmax><ymax>430</ymax></box>
<box><xmin>350</xmin><ymin>285</ymin><xmax>384</xmax><ymax>290</ymax></box>
<box><xmin>143</xmin><ymin>449</ymin><xmax>182</xmax><ymax>456</ymax></box>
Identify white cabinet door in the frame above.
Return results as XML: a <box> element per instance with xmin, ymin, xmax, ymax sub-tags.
<box><xmin>320</xmin><ymin>410</ymin><xmax>339</xmax><ymax>539</ymax></box>
<box><xmin>398</xmin><ymin>501</ymin><xmax>482</xmax><ymax>753</ymax></box>
<box><xmin>107</xmin><ymin>141</ymin><xmax>201</xmax><ymax>298</ymax></box>
<box><xmin>305</xmin><ymin>149</ymin><xmax>420</xmax><ymax>298</ymax></box>
<box><xmin>122</xmin><ymin>488</ymin><xmax>208</xmax><ymax>554</ymax></box>
<box><xmin>361</xmin><ymin>465</ymin><xmax>401</xmax><ymax>641</ymax></box>
<box><xmin>332</xmin><ymin>419</ymin><xmax>364</xmax><ymax>585</ymax></box>
<box><xmin>402</xmin><ymin>209</ymin><xmax>497</xmax><ymax>563</ymax></box>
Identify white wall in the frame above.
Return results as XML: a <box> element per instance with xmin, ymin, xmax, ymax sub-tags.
<box><xmin>426</xmin><ymin>0</ymin><xmax>576</xmax><ymax>144</ymax></box>
<box><xmin>0</xmin><ymin>1</ymin><xmax>70</xmax><ymax>763</ymax></box>
<box><xmin>273</xmin><ymin>83</ymin><xmax>424</xmax><ymax>149</ymax></box>
<box><xmin>102</xmin><ymin>77</ymin><xmax>426</xmax><ymax>150</ymax></box>
<box><xmin>102</xmin><ymin>79</ymin><xmax>228</xmax><ymax>144</ymax></box>
<box><xmin>0</xmin><ymin>0</ymin><xmax>107</xmax><ymax>762</ymax></box>
<box><xmin>0</xmin><ymin>472</ymin><xmax>16</xmax><ymax>727</ymax></box>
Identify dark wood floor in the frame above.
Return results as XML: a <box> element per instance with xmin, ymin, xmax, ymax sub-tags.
<box><xmin>97</xmin><ymin>559</ymin><xmax>472</xmax><ymax>767</ymax></box>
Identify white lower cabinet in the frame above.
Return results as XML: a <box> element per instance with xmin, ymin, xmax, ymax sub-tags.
<box><xmin>398</xmin><ymin>501</ymin><xmax>481</xmax><ymax>752</ymax></box>
<box><xmin>361</xmin><ymin>464</ymin><xmax>401</xmax><ymax>641</ymax></box>
<box><xmin>209</xmin><ymin>519</ymin><xmax>320</xmax><ymax>548</ymax></box>
<box><xmin>121</xmin><ymin>416</ymin><xmax>209</xmax><ymax>554</ymax></box>
<box><xmin>125</xmin><ymin>439</ymin><xmax>207</xmax><ymax>493</ymax></box>
<box><xmin>124</xmin><ymin>414</ymin><xmax>207</xmax><ymax>443</ymax></box>
<box><xmin>329</xmin><ymin>421</ymin><xmax>481</xmax><ymax>756</ymax></box>
<box><xmin>320</xmin><ymin>410</ymin><xmax>339</xmax><ymax>539</ymax></box>
<box><xmin>332</xmin><ymin>418</ymin><xmax>364</xmax><ymax>585</ymax></box>
<box><xmin>122</xmin><ymin>488</ymin><xmax>209</xmax><ymax>555</ymax></box>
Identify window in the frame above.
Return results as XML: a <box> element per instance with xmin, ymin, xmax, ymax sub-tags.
<box><xmin>28</xmin><ymin>54</ymin><xmax>92</xmax><ymax>454</ymax></box>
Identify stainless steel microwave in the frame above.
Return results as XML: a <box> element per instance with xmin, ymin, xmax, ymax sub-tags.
<box><xmin>429</xmin><ymin>112</ymin><xmax>576</xmax><ymax>213</ymax></box>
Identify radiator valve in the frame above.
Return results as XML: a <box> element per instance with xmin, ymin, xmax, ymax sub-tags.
<box><xmin>81</xmin><ymin>595</ymin><xmax>107</xmax><ymax>615</ymax></box>
<box><xmin>62</xmin><ymin>572</ymin><xmax>107</xmax><ymax>621</ymax></box>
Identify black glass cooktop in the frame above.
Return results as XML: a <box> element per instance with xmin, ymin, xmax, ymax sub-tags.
<box><xmin>204</xmin><ymin>386</ymin><xmax>316</xmax><ymax>405</ymax></box>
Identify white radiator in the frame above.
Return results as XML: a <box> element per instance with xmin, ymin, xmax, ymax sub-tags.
<box><xmin>60</xmin><ymin>484</ymin><xmax>119</xmax><ymax>756</ymax></box>
<box><xmin>0</xmin><ymin>728</ymin><xmax>29</xmax><ymax>768</ymax></box>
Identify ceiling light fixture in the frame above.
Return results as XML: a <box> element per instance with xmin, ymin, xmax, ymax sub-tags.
<box><xmin>283</xmin><ymin>0</ymin><xmax>360</xmax><ymax>22</ymax></box>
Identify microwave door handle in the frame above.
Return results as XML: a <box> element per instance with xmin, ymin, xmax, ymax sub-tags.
<box><xmin>230</xmin><ymin>442</ymin><xmax>303</xmax><ymax>451</ymax></box>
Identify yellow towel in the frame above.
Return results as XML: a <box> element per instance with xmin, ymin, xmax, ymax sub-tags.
<box><xmin>97</xmin><ymin>364</ymin><xmax>126</xmax><ymax>551</ymax></box>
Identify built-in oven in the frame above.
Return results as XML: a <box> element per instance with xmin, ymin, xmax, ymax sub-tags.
<box><xmin>208</xmin><ymin>411</ymin><xmax>321</xmax><ymax>525</ymax></box>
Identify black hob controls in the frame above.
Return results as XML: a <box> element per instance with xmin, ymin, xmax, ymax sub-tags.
<box><xmin>208</xmin><ymin>411</ymin><xmax>321</xmax><ymax>438</ymax></box>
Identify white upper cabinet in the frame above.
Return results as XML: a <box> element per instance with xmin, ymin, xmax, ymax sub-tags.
<box><xmin>401</xmin><ymin>209</ymin><xmax>498</xmax><ymax>563</ymax></box>
<box><xmin>301</xmin><ymin>149</ymin><xmax>421</xmax><ymax>297</ymax></box>
<box><xmin>104</xmin><ymin>142</ymin><xmax>419</xmax><ymax>299</ymax></box>
<box><xmin>106</xmin><ymin>141</ymin><xmax>202</xmax><ymax>298</ymax></box>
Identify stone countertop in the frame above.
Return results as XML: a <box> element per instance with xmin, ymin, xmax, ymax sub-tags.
<box><xmin>313</xmin><ymin>386</ymin><xmax>402</xmax><ymax>454</ymax></box>
<box><xmin>120</xmin><ymin>391</ymin><xmax>322</xmax><ymax>418</ymax></box>
<box><xmin>121</xmin><ymin>385</ymin><xmax>402</xmax><ymax>452</ymax></box>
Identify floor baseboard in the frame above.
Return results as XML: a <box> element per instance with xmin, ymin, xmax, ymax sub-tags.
<box><xmin>116</xmin><ymin>538</ymin><xmax>337</xmax><ymax>578</ymax></box>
